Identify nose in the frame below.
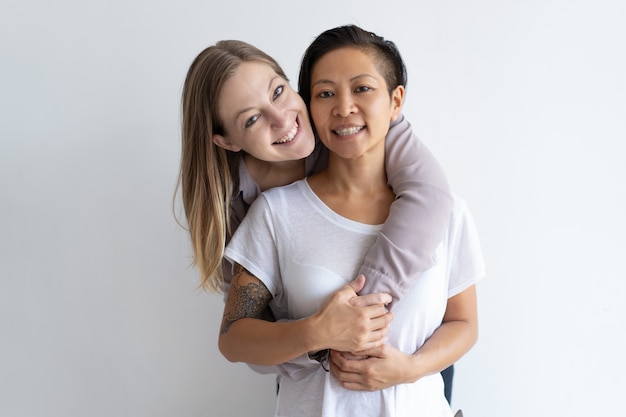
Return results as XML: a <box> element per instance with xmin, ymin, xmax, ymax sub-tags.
<box><xmin>268</xmin><ymin>105</ymin><xmax>290</xmax><ymax>130</ymax></box>
<box><xmin>333</xmin><ymin>93</ymin><xmax>356</xmax><ymax>118</ymax></box>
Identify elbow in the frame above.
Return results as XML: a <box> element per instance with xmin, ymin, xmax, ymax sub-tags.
<box><xmin>218</xmin><ymin>332</ymin><xmax>239</xmax><ymax>363</ymax></box>
<box><xmin>455</xmin><ymin>318</ymin><xmax>479</xmax><ymax>354</ymax></box>
<box><xmin>467</xmin><ymin>321</ymin><xmax>479</xmax><ymax>351</ymax></box>
<box><xmin>217</xmin><ymin>336</ymin><xmax>231</xmax><ymax>362</ymax></box>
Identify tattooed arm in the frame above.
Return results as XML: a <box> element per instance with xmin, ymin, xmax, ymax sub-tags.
<box><xmin>218</xmin><ymin>266</ymin><xmax>393</xmax><ymax>366</ymax></box>
<box><xmin>219</xmin><ymin>265</ymin><xmax>274</xmax><ymax>336</ymax></box>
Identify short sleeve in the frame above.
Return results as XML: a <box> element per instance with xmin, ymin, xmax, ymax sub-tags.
<box><xmin>446</xmin><ymin>198</ymin><xmax>486</xmax><ymax>298</ymax></box>
<box><xmin>224</xmin><ymin>195</ymin><xmax>283</xmax><ymax>299</ymax></box>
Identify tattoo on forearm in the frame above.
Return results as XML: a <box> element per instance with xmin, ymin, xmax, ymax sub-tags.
<box><xmin>220</xmin><ymin>265</ymin><xmax>272</xmax><ymax>335</ymax></box>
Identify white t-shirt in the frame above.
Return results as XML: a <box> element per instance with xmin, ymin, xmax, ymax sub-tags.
<box><xmin>225</xmin><ymin>180</ymin><xmax>485</xmax><ymax>417</ymax></box>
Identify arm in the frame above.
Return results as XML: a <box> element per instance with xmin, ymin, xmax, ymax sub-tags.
<box><xmin>329</xmin><ymin>285</ymin><xmax>478</xmax><ymax>391</ymax></box>
<box><xmin>218</xmin><ymin>267</ymin><xmax>392</xmax><ymax>366</ymax></box>
<box><xmin>222</xmin><ymin>160</ymin><xmax>320</xmax><ymax>377</ymax></box>
<box><xmin>359</xmin><ymin>115</ymin><xmax>453</xmax><ymax>305</ymax></box>
<box><xmin>223</xmin><ymin>167</ymin><xmax>388</xmax><ymax>378</ymax></box>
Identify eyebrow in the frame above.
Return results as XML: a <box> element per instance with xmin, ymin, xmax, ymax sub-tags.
<box><xmin>311</xmin><ymin>73</ymin><xmax>376</xmax><ymax>88</ymax></box>
<box><xmin>234</xmin><ymin>75</ymin><xmax>282</xmax><ymax>123</ymax></box>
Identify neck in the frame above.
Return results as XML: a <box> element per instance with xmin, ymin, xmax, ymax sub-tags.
<box><xmin>243</xmin><ymin>154</ymin><xmax>306</xmax><ymax>191</ymax></box>
<box><xmin>325</xmin><ymin>153</ymin><xmax>387</xmax><ymax>193</ymax></box>
<box><xmin>308</xmin><ymin>151</ymin><xmax>393</xmax><ymax>225</ymax></box>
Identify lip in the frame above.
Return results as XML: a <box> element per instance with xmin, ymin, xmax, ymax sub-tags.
<box><xmin>272</xmin><ymin>117</ymin><xmax>301</xmax><ymax>145</ymax></box>
<box><xmin>331</xmin><ymin>124</ymin><xmax>365</xmax><ymax>137</ymax></box>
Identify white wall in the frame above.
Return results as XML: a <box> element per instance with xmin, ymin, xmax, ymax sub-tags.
<box><xmin>1</xmin><ymin>1</ymin><xmax>624</xmax><ymax>416</ymax></box>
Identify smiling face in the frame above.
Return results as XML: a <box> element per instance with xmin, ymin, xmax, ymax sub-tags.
<box><xmin>309</xmin><ymin>47</ymin><xmax>404</xmax><ymax>161</ymax></box>
<box><xmin>213</xmin><ymin>61</ymin><xmax>315</xmax><ymax>162</ymax></box>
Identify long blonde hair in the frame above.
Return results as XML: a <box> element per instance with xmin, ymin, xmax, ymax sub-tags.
<box><xmin>177</xmin><ymin>40</ymin><xmax>288</xmax><ymax>292</ymax></box>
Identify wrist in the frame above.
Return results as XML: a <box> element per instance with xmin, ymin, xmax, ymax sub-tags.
<box><xmin>407</xmin><ymin>351</ymin><xmax>428</xmax><ymax>383</ymax></box>
<box><xmin>301</xmin><ymin>313</ymin><xmax>325</xmax><ymax>353</ymax></box>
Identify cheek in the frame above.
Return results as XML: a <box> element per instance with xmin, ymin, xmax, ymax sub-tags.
<box><xmin>286</xmin><ymin>89</ymin><xmax>307</xmax><ymax>110</ymax></box>
<box><xmin>242</xmin><ymin>131</ymin><xmax>267</xmax><ymax>151</ymax></box>
<box><xmin>310</xmin><ymin>101</ymin><xmax>330</xmax><ymax>121</ymax></box>
<box><xmin>309</xmin><ymin>106</ymin><xmax>323</xmax><ymax>126</ymax></box>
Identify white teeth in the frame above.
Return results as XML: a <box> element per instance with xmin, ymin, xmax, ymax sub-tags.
<box><xmin>334</xmin><ymin>126</ymin><xmax>364</xmax><ymax>136</ymax></box>
<box><xmin>274</xmin><ymin>122</ymin><xmax>298</xmax><ymax>144</ymax></box>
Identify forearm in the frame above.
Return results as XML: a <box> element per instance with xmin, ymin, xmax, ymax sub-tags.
<box><xmin>358</xmin><ymin>181</ymin><xmax>452</xmax><ymax>299</ymax></box>
<box><xmin>218</xmin><ymin>265</ymin><xmax>321</xmax><ymax>366</ymax></box>
<box><xmin>219</xmin><ymin>266</ymin><xmax>392</xmax><ymax>366</ymax></box>
<box><xmin>407</xmin><ymin>319</ymin><xmax>478</xmax><ymax>382</ymax></box>
<box><xmin>240</xmin><ymin>315</ymin><xmax>322</xmax><ymax>378</ymax></box>
<box><xmin>360</xmin><ymin>115</ymin><xmax>453</xmax><ymax>303</ymax></box>
<box><xmin>407</xmin><ymin>286</ymin><xmax>479</xmax><ymax>381</ymax></box>
<box><xmin>329</xmin><ymin>316</ymin><xmax>477</xmax><ymax>392</ymax></box>
<box><xmin>218</xmin><ymin>316</ymin><xmax>321</xmax><ymax>366</ymax></box>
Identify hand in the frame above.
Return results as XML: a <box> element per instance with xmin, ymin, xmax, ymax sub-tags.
<box><xmin>311</xmin><ymin>276</ymin><xmax>392</xmax><ymax>353</ymax></box>
<box><xmin>329</xmin><ymin>345</ymin><xmax>417</xmax><ymax>391</ymax></box>
<box><xmin>348</xmin><ymin>275</ymin><xmax>394</xmax><ymax>308</ymax></box>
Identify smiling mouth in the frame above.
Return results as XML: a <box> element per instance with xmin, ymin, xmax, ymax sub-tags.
<box><xmin>274</xmin><ymin>121</ymin><xmax>299</xmax><ymax>144</ymax></box>
<box><xmin>333</xmin><ymin>126</ymin><xmax>365</xmax><ymax>136</ymax></box>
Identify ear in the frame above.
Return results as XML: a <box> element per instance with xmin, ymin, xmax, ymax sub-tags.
<box><xmin>212</xmin><ymin>133</ymin><xmax>242</xmax><ymax>152</ymax></box>
<box><xmin>389</xmin><ymin>85</ymin><xmax>405</xmax><ymax>122</ymax></box>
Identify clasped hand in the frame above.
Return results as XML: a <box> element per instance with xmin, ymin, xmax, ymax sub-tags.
<box><xmin>329</xmin><ymin>345</ymin><xmax>415</xmax><ymax>391</ymax></box>
<box><xmin>313</xmin><ymin>275</ymin><xmax>393</xmax><ymax>354</ymax></box>
<box><xmin>321</xmin><ymin>276</ymin><xmax>415</xmax><ymax>392</ymax></box>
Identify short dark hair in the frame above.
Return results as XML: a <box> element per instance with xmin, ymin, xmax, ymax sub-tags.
<box><xmin>298</xmin><ymin>25</ymin><xmax>407</xmax><ymax>113</ymax></box>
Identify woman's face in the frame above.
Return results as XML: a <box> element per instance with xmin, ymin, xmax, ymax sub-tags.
<box><xmin>309</xmin><ymin>47</ymin><xmax>403</xmax><ymax>160</ymax></box>
<box><xmin>213</xmin><ymin>61</ymin><xmax>315</xmax><ymax>162</ymax></box>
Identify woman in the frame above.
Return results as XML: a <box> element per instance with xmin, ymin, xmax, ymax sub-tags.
<box><xmin>178</xmin><ymin>35</ymin><xmax>458</xmax><ymax>390</ymax></box>
<box><xmin>178</xmin><ymin>39</ymin><xmax>453</xmax><ymax>305</ymax></box>
<box><xmin>220</xmin><ymin>25</ymin><xmax>484</xmax><ymax>416</ymax></box>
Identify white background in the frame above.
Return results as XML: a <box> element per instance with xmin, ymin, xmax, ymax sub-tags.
<box><xmin>1</xmin><ymin>1</ymin><xmax>625</xmax><ymax>416</ymax></box>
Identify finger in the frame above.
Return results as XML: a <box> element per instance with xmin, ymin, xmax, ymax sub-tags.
<box><xmin>349</xmin><ymin>292</ymin><xmax>392</xmax><ymax>307</ymax></box>
<box><xmin>365</xmin><ymin>309</ymin><xmax>393</xmax><ymax>328</ymax></box>
<box><xmin>347</xmin><ymin>274</ymin><xmax>366</xmax><ymax>294</ymax></box>
<box><xmin>331</xmin><ymin>363</ymin><xmax>373</xmax><ymax>391</ymax></box>
<box><xmin>352</xmin><ymin>330</ymin><xmax>387</xmax><ymax>352</ymax></box>
<box><xmin>329</xmin><ymin>354</ymin><xmax>357</xmax><ymax>382</ymax></box>
<box><xmin>364</xmin><ymin>329</ymin><xmax>388</xmax><ymax>349</ymax></box>
<box><xmin>330</xmin><ymin>350</ymin><xmax>364</xmax><ymax>366</ymax></box>
<box><xmin>338</xmin><ymin>351</ymin><xmax>368</xmax><ymax>361</ymax></box>
<box><xmin>350</xmin><ymin>314</ymin><xmax>390</xmax><ymax>351</ymax></box>
<box><xmin>351</xmin><ymin>346</ymin><xmax>384</xmax><ymax>358</ymax></box>
<box><xmin>329</xmin><ymin>350</ymin><xmax>347</xmax><ymax>372</ymax></box>
<box><xmin>331</xmin><ymin>351</ymin><xmax>365</xmax><ymax>373</ymax></box>
<box><xmin>331</xmin><ymin>277</ymin><xmax>363</xmax><ymax>302</ymax></box>
<box><xmin>330</xmin><ymin>356</ymin><xmax>362</xmax><ymax>380</ymax></box>
<box><xmin>340</xmin><ymin>381</ymin><xmax>371</xmax><ymax>391</ymax></box>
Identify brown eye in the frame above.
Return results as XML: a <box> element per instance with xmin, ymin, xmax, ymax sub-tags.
<box><xmin>317</xmin><ymin>91</ymin><xmax>333</xmax><ymax>98</ymax></box>
<box><xmin>355</xmin><ymin>86</ymin><xmax>372</xmax><ymax>93</ymax></box>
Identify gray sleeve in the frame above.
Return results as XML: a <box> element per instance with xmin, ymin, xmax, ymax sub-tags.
<box><xmin>246</xmin><ymin>353</ymin><xmax>321</xmax><ymax>380</ymax></box>
<box><xmin>358</xmin><ymin>114</ymin><xmax>454</xmax><ymax>307</ymax></box>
